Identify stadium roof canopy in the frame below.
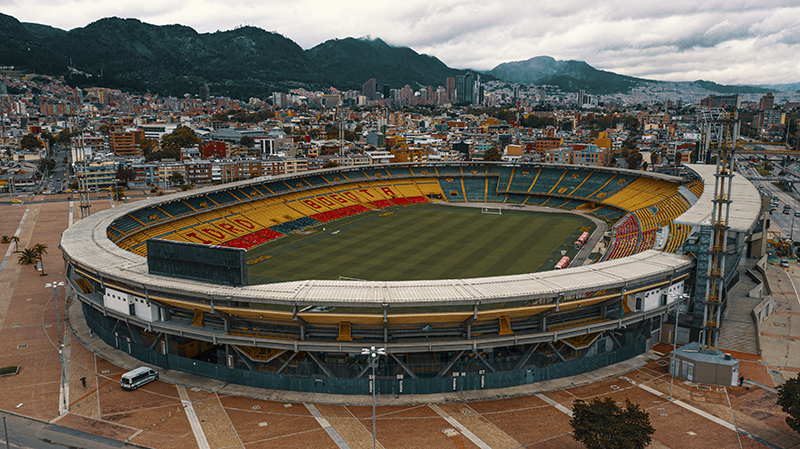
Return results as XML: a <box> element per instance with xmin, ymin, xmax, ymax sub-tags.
<box><xmin>675</xmin><ymin>164</ymin><xmax>761</xmax><ymax>233</ymax></box>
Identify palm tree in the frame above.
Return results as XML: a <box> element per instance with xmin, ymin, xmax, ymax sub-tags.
<box><xmin>16</xmin><ymin>248</ymin><xmax>40</xmax><ymax>270</ymax></box>
<box><xmin>32</xmin><ymin>243</ymin><xmax>48</xmax><ymax>257</ymax></box>
<box><xmin>32</xmin><ymin>243</ymin><xmax>48</xmax><ymax>276</ymax></box>
<box><xmin>10</xmin><ymin>235</ymin><xmax>19</xmax><ymax>252</ymax></box>
<box><xmin>0</xmin><ymin>235</ymin><xmax>9</xmax><ymax>244</ymax></box>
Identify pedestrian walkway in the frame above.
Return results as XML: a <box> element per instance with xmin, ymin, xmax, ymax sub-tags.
<box><xmin>758</xmin><ymin>262</ymin><xmax>800</xmax><ymax>387</ymax></box>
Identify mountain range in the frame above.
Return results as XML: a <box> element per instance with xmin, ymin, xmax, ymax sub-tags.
<box><xmin>0</xmin><ymin>12</ymin><xmax>777</xmax><ymax>100</ymax></box>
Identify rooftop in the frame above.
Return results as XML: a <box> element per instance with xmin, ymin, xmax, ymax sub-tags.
<box><xmin>674</xmin><ymin>163</ymin><xmax>761</xmax><ymax>233</ymax></box>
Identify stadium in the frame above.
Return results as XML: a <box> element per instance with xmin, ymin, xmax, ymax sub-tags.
<box><xmin>60</xmin><ymin>162</ymin><xmax>762</xmax><ymax>395</ymax></box>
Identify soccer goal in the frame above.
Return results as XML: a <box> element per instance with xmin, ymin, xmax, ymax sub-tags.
<box><xmin>481</xmin><ymin>207</ymin><xmax>502</xmax><ymax>215</ymax></box>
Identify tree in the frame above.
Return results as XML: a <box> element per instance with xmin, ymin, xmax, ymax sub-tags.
<box><xmin>32</xmin><ymin>243</ymin><xmax>47</xmax><ymax>275</ymax></box>
<box><xmin>322</xmin><ymin>161</ymin><xmax>340</xmax><ymax>169</ymax></box>
<box><xmin>140</xmin><ymin>138</ymin><xmax>156</xmax><ymax>158</ymax></box>
<box><xmin>32</xmin><ymin>243</ymin><xmax>47</xmax><ymax>257</ymax></box>
<box><xmin>38</xmin><ymin>158</ymin><xmax>56</xmax><ymax>174</ymax></box>
<box><xmin>626</xmin><ymin>151</ymin><xmax>643</xmax><ymax>170</ymax></box>
<box><xmin>777</xmin><ymin>372</ymin><xmax>800</xmax><ymax>433</ymax></box>
<box><xmin>20</xmin><ymin>134</ymin><xmax>43</xmax><ymax>151</ymax></box>
<box><xmin>169</xmin><ymin>172</ymin><xmax>185</xmax><ymax>186</ymax></box>
<box><xmin>240</xmin><ymin>136</ymin><xmax>256</xmax><ymax>148</ymax></box>
<box><xmin>115</xmin><ymin>168</ymin><xmax>135</xmax><ymax>185</ymax></box>
<box><xmin>483</xmin><ymin>147</ymin><xmax>502</xmax><ymax>161</ymax></box>
<box><xmin>0</xmin><ymin>236</ymin><xmax>10</xmax><ymax>244</ymax></box>
<box><xmin>10</xmin><ymin>236</ymin><xmax>19</xmax><ymax>252</ymax></box>
<box><xmin>150</xmin><ymin>126</ymin><xmax>200</xmax><ymax>161</ymax></box>
<box><xmin>16</xmin><ymin>248</ymin><xmax>40</xmax><ymax>271</ymax></box>
<box><xmin>40</xmin><ymin>131</ymin><xmax>56</xmax><ymax>148</ymax></box>
<box><xmin>570</xmin><ymin>398</ymin><xmax>654</xmax><ymax>449</ymax></box>
<box><xmin>113</xmin><ymin>187</ymin><xmax>127</xmax><ymax>202</ymax></box>
<box><xmin>56</xmin><ymin>128</ymin><xmax>72</xmax><ymax>144</ymax></box>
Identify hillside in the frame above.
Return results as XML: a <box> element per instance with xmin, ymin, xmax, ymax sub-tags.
<box><xmin>0</xmin><ymin>13</ymin><xmax>67</xmax><ymax>75</ymax></box>
<box><xmin>306</xmin><ymin>37</ymin><xmax>465</xmax><ymax>90</ymax></box>
<box><xmin>30</xmin><ymin>18</ymin><xmax>320</xmax><ymax>98</ymax></box>
<box><xmin>488</xmin><ymin>56</ymin><xmax>653</xmax><ymax>94</ymax></box>
<box><xmin>5</xmin><ymin>15</ymin><xmax>471</xmax><ymax>99</ymax></box>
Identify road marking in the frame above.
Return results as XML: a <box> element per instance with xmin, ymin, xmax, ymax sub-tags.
<box><xmin>429</xmin><ymin>404</ymin><xmax>492</xmax><ymax>449</ymax></box>
<box><xmin>0</xmin><ymin>207</ymin><xmax>29</xmax><ymax>275</ymax></box>
<box><xmin>535</xmin><ymin>393</ymin><xmax>574</xmax><ymax>417</ymax></box>
<box><xmin>176</xmin><ymin>386</ymin><xmax>210</xmax><ymax>449</ymax></box>
<box><xmin>61</xmin><ymin>329</ymin><xmax>71</xmax><ymax>416</ymax></box>
<box><xmin>304</xmin><ymin>403</ymin><xmax>351</xmax><ymax>449</ymax></box>
<box><xmin>783</xmin><ymin>268</ymin><xmax>800</xmax><ymax>308</ymax></box>
<box><xmin>637</xmin><ymin>383</ymin><xmax>736</xmax><ymax>431</ymax></box>
<box><xmin>69</xmin><ymin>201</ymin><xmax>73</xmax><ymax>226</ymax></box>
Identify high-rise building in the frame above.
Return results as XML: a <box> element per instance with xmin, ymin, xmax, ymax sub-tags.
<box><xmin>577</xmin><ymin>90</ymin><xmax>585</xmax><ymax>107</ymax></box>
<box><xmin>455</xmin><ymin>71</ymin><xmax>479</xmax><ymax>105</ymax></box>
<box><xmin>759</xmin><ymin>93</ymin><xmax>774</xmax><ymax>110</ymax></box>
<box><xmin>109</xmin><ymin>129</ymin><xmax>145</xmax><ymax>157</ymax></box>
<box><xmin>362</xmin><ymin>79</ymin><xmax>377</xmax><ymax>101</ymax></box>
<box><xmin>199</xmin><ymin>84</ymin><xmax>210</xmax><ymax>101</ymax></box>
<box><xmin>700</xmin><ymin>94</ymin><xmax>740</xmax><ymax>109</ymax></box>
<box><xmin>446</xmin><ymin>77</ymin><xmax>456</xmax><ymax>102</ymax></box>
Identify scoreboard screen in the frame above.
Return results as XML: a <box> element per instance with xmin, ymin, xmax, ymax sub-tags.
<box><xmin>147</xmin><ymin>239</ymin><xmax>247</xmax><ymax>287</ymax></box>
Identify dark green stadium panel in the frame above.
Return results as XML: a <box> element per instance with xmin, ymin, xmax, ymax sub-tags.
<box><xmin>83</xmin><ymin>303</ymin><xmax>649</xmax><ymax>396</ymax></box>
<box><xmin>147</xmin><ymin>239</ymin><xmax>248</xmax><ymax>286</ymax></box>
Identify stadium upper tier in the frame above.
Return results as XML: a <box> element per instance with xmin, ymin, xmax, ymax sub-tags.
<box><xmin>63</xmin><ymin>163</ymin><xmax>698</xmax><ymax>311</ymax></box>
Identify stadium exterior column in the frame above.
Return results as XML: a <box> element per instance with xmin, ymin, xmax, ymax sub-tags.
<box><xmin>293</xmin><ymin>305</ymin><xmax>306</xmax><ymax>340</ymax></box>
<box><xmin>383</xmin><ymin>303</ymin><xmax>389</xmax><ymax>343</ymax></box>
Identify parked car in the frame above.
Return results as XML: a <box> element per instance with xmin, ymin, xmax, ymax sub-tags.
<box><xmin>781</xmin><ymin>259</ymin><xmax>790</xmax><ymax>268</ymax></box>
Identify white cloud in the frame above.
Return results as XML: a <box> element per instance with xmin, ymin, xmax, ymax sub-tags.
<box><xmin>3</xmin><ymin>0</ymin><xmax>799</xmax><ymax>84</ymax></box>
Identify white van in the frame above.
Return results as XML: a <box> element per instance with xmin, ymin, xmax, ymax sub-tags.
<box><xmin>120</xmin><ymin>367</ymin><xmax>158</xmax><ymax>390</ymax></box>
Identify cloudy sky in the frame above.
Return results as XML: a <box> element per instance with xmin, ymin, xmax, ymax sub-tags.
<box><xmin>4</xmin><ymin>0</ymin><xmax>800</xmax><ymax>85</ymax></box>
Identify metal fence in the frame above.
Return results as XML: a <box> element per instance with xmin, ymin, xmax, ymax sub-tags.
<box><xmin>84</xmin><ymin>304</ymin><xmax>647</xmax><ymax>395</ymax></box>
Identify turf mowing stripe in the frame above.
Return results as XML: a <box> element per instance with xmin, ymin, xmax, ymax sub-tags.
<box><xmin>351</xmin><ymin>210</ymin><xmax>477</xmax><ymax>280</ymax></box>
<box><xmin>389</xmin><ymin>210</ymin><xmax>484</xmax><ymax>279</ymax></box>
<box><xmin>298</xmin><ymin>209</ymin><xmax>427</xmax><ymax>280</ymax></box>
<box><xmin>414</xmin><ymin>213</ymin><xmax>530</xmax><ymax>279</ymax></box>
<box><xmin>247</xmin><ymin>205</ymin><xmax>595</xmax><ymax>283</ymax></box>
<box><xmin>393</xmin><ymin>211</ymin><xmax>506</xmax><ymax>280</ymax></box>
<box><xmin>464</xmin><ymin>216</ymin><xmax>551</xmax><ymax>278</ymax></box>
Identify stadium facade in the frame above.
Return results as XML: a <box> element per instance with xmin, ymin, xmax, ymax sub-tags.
<box><xmin>61</xmin><ymin>162</ymin><xmax>763</xmax><ymax>394</ymax></box>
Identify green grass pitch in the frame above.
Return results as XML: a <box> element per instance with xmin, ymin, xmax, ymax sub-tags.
<box><xmin>246</xmin><ymin>203</ymin><xmax>595</xmax><ymax>284</ymax></box>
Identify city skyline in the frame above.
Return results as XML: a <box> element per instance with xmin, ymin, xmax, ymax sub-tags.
<box><xmin>3</xmin><ymin>0</ymin><xmax>800</xmax><ymax>86</ymax></box>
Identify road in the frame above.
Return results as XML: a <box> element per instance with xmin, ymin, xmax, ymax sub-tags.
<box><xmin>0</xmin><ymin>412</ymin><xmax>137</xmax><ymax>449</ymax></box>
<box><xmin>738</xmin><ymin>156</ymin><xmax>800</xmax><ymax>239</ymax></box>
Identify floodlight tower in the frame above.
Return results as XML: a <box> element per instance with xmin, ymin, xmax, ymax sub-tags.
<box><xmin>699</xmin><ymin>108</ymin><xmax>739</xmax><ymax>349</ymax></box>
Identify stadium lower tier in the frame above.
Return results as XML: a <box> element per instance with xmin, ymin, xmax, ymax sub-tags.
<box><xmin>67</xmin><ymin>251</ymin><xmax>692</xmax><ymax>394</ymax></box>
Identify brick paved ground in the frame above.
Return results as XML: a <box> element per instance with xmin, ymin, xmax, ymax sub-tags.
<box><xmin>2</xmin><ymin>199</ymin><xmax>800</xmax><ymax>448</ymax></box>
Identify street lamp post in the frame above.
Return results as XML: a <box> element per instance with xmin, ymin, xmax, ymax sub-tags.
<box><xmin>46</xmin><ymin>281</ymin><xmax>66</xmax><ymax>414</ymax></box>
<box><xmin>361</xmin><ymin>346</ymin><xmax>385</xmax><ymax>449</ymax></box>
